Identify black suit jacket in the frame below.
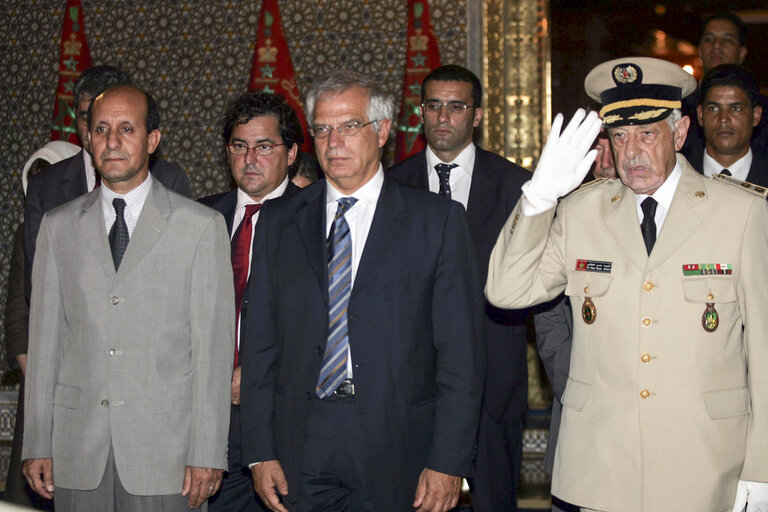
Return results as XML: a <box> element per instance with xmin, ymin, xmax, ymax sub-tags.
<box><xmin>24</xmin><ymin>150</ymin><xmax>191</xmax><ymax>298</ymax></box>
<box><xmin>240</xmin><ymin>176</ymin><xmax>485</xmax><ymax>510</ymax></box>
<box><xmin>685</xmin><ymin>147</ymin><xmax>768</xmax><ymax>188</ymax></box>
<box><xmin>387</xmin><ymin>146</ymin><xmax>531</xmax><ymax>423</ymax></box>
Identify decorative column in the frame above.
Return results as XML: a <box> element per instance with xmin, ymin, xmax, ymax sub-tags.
<box><xmin>480</xmin><ymin>0</ymin><xmax>550</xmax><ymax>169</ymax></box>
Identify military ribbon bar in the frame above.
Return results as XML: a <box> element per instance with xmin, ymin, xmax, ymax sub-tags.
<box><xmin>682</xmin><ymin>263</ymin><xmax>732</xmax><ymax>276</ymax></box>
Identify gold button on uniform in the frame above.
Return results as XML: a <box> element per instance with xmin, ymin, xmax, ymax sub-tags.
<box><xmin>695</xmin><ymin>191</ymin><xmax>705</xmax><ymax>198</ymax></box>
<box><xmin>707</xmin><ymin>293</ymin><xmax>714</xmax><ymax>300</ymax></box>
<box><xmin>644</xmin><ymin>282</ymin><xmax>653</xmax><ymax>291</ymax></box>
<box><xmin>640</xmin><ymin>389</ymin><xmax>650</xmax><ymax>399</ymax></box>
<box><xmin>584</xmin><ymin>286</ymin><xmax>590</xmax><ymax>294</ymax></box>
<box><xmin>611</xmin><ymin>195</ymin><xmax>621</xmax><ymax>203</ymax></box>
<box><xmin>641</xmin><ymin>353</ymin><xmax>651</xmax><ymax>363</ymax></box>
<box><xmin>642</xmin><ymin>317</ymin><xmax>652</xmax><ymax>327</ymax></box>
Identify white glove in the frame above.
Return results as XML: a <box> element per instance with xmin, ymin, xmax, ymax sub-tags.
<box><xmin>732</xmin><ymin>480</ymin><xmax>768</xmax><ymax>512</ymax></box>
<box><xmin>522</xmin><ymin>108</ymin><xmax>603</xmax><ymax>215</ymax></box>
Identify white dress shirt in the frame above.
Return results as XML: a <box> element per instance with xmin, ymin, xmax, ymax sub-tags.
<box><xmin>633</xmin><ymin>160</ymin><xmax>682</xmax><ymax>236</ymax></box>
<box><xmin>702</xmin><ymin>148</ymin><xmax>752</xmax><ymax>181</ymax></box>
<box><xmin>425</xmin><ymin>143</ymin><xmax>475</xmax><ymax>209</ymax></box>
<box><xmin>100</xmin><ymin>173</ymin><xmax>152</xmax><ymax>237</ymax></box>
<box><xmin>325</xmin><ymin>165</ymin><xmax>384</xmax><ymax>377</ymax></box>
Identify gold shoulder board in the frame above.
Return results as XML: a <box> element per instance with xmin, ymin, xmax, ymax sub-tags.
<box><xmin>713</xmin><ymin>173</ymin><xmax>768</xmax><ymax>199</ymax></box>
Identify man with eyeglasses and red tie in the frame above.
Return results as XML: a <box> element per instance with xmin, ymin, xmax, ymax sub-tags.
<box><xmin>239</xmin><ymin>70</ymin><xmax>484</xmax><ymax>512</ymax></box>
<box><xmin>199</xmin><ymin>90</ymin><xmax>304</xmax><ymax>512</ymax></box>
<box><xmin>388</xmin><ymin>65</ymin><xmax>530</xmax><ymax>512</ymax></box>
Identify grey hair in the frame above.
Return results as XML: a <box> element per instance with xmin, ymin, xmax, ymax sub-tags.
<box><xmin>665</xmin><ymin>109</ymin><xmax>682</xmax><ymax>131</ymax></box>
<box><xmin>305</xmin><ymin>70</ymin><xmax>395</xmax><ymax>133</ymax></box>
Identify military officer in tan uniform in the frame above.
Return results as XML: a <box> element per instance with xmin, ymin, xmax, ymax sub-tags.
<box><xmin>486</xmin><ymin>57</ymin><xmax>768</xmax><ymax>512</ymax></box>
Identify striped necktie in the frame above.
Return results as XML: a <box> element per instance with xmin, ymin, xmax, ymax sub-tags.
<box><xmin>317</xmin><ymin>197</ymin><xmax>357</xmax><ymax>398</ymax></box>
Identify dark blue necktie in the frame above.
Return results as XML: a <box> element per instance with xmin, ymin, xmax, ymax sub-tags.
<box><xmin>317</xmin><ymin>197</ymin><xmax>357</xmax><ymax>398</ymax></box>
<box><xmin>435</xmin><ymin>163</ymin><xmax>458</xmax><ymax>199</ymax></box>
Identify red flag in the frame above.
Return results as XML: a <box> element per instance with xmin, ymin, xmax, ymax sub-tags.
<box><xmin>249</xmin><ymin>0</ymin><xmax>312</xmax><ymax>154</ymax></box>
<box><xmin>395</xmin><ymin>0</ymin><xmax>441</xmax><ymax>163</ymax></box>
<box><xmin>50</xmin><ymin>0</ymin><xmax>92</xmax><ymax>143</ymax></box>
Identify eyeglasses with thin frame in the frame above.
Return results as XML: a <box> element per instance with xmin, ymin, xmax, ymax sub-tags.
<box><xmin>310</xmin><ymin>119</ymin><xmax>380</xmax><ymax>139</ymax></box>
<box><xmin>226</xmin><ymin>142</ymin><xmax>287</xmax><ymax>156</ymax></box>
<box><xmin>421</xmin><ymin>100</ymin><xmax>474</xmax><ymax>115</ymax></box>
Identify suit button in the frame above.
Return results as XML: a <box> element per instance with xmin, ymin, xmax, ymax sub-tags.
<box><xmin>316</xmin><ymin>346</ymin><xmax>323</xmax><ymax>355</ymax></box>
<box><xmin>641</xmin><ymin>317</ymin><xmax>652</xmax><ymax>327</ymax></box>
<box><xmin>109</xmin><ymin>349</ymin><xmax>116</xmax><ymax>356</ymax></box>
<box><xmin>305</xmin><ymin>392</ymin><xmax>313</xmax><ymax>401</ymax></box>
<box><xmin>101</xmin><ymin>399</ymin><xmax>109</xmax><ymax>407</ymax></box>
<box><xmin>641</xmin><ymin>353</ymin><xmax>651</xmax><ymax>363</ymax></box>
<box><xmin>640</xmin><ymin>389</ymin><xmax>650</xmax><ymax>399</ymax></box>
<box><xmin>111</xmin><ymin>296</ymin><xmax>120</xmax><ymax>305</ymax></box>
<box><xmin>643</xmin><ymin>282</ymin><xmax>653</xmax><ymax>291</ymax></box>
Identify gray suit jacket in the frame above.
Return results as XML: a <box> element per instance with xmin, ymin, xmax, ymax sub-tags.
<box><xmin>22</xmin><ymin>176</ymin><xmax>234</xmax><ymax>495</ymax></box>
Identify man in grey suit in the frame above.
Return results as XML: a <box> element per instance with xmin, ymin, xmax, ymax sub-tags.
<box><xmin>22</xmin><ymin>84</ymin><xmax>234</xmax><ymax>511</ymax></box>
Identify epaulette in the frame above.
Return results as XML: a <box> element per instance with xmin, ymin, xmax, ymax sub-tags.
<box><xmin>713</xmin><ymin>173</ymin><xmax>768</xmax><ymax>199</ymax></box>
<box><xmin>570</xmin><ymin>177</ymin><xmax>607</xmax><ymax>194</ymax></box>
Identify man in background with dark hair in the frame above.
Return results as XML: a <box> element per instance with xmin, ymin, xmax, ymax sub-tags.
<box><xmin>22</xmin><ymin>83</ymin><xmax>234</xmax><ymax>511</ymax></box>
<box><xmin>198</xmin><ymin>90</ymin><xmax>303</xmax><ymax>512</ymax></box>
<box><xmin>687</xmin><ymin>64</ymin><xmax>768</xmax><ymax>187</ymax></box>
<box><xmin>682</xmin><ymin>12</ymin><xmax>768</xmax><ymax>164</ymax></box>
<box><xmin>388</xmin><ymin>64</ymin><xmax>530</xmax><ymax>511</ymax></box>
<box><xmin>24</xmin><ymin>64</ymin><xmax>191</xmax><ymax>297</ymax></box>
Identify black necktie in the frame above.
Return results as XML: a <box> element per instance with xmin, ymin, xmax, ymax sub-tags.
<box><xmin>720</xmin><ymin>169</ymin><xmax>731</xmax><ymax>176</ymax></box>
<box><xmin>109</xmin><ymin>198</ymin><xmax>129</xmax><ymax>270</ymax></box>
<box><xmin>640</xmin><ymin>197</ymin><xmax>658</xmax><ymax>255</ymax></box>
<box><xmin>435</xmin><ymin>163</ymin><xmax>458</xmax><ymax>200</ymax></box>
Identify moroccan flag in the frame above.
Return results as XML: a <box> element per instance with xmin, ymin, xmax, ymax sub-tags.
<box><xmin>395</xmin><ymin>0</ymin><xmax>441</xmax><ymax>163</ymax></box>
<box><xmin>249</xmin><ymin>0</ymin><xmax>312</xmax><ymax>154</ymax></box>
<box><xmin>50</xmin><ymin>0</ymin><xmax>92</xmax><ymax>143</ymax></box>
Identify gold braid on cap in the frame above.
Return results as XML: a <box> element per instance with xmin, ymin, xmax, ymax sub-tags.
<box><xmin>600</xmin><ymin>98</ymin><xmax>681</xmax><ymax>117</ymax></box>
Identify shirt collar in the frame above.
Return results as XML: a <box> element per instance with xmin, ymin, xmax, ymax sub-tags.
<box><xmin>326</xmin><ymin>164</ymin><xmax>384</xmax><ymax>206</ymax></box>
<box><xmin>634</xmin><ymin>159</ymin><xmax>682</xmax><ymax>213</ymax></box>
<box><xmin>703</xmin><ymin>148</ymin><xmax>752</xmax><ymax>181</ymax></box>
<box><xmin>425</xmin><ymin>143</ymin><xmax>475</xmax><ymax>178</ymax></box>
<box><xmin>100</xmin><ymin>172</ymin><xmax>152</xmax><ymax>217</ymax></box>
<box><xmin>235</xmin><ymin>175</ymin><xmax>289</xmax><ymax>213</ymax></box>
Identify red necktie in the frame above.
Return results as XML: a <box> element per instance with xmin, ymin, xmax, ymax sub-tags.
<box><xmin>231</xmin><ymin>203</ymin><xmax>261</xmax><ymax>367</ymax></box>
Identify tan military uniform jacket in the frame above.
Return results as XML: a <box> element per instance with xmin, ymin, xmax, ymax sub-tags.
<box><xmin>486</xmin><ymin>156</ymin><xmax>768</xmax><ymax>512</ymax></box>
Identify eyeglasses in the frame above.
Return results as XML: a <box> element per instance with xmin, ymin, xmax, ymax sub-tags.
<box><xmin>421</xmin><ymin>100</ymin><xmax>473</xmax><ymax>115</ymax></box>
<box><xmin>310</xmin><ymin>120</ymin><xmax>379</xmax><ymax>139</ymax></box>
<box><xmin>226</xmin><ymin>142</ymin><xmax>286</xmax><ymax>156</ymax></box>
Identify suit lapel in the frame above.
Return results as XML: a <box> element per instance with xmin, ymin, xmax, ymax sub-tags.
<box><xmin>466</xmin><ymin>149</ymin><xmax>496</xmax><ymax>231</ymax></box>
<box><xmin>293</xmin><ymin>182</ymin><xmax>328</xmax><ymax>302</ymax></box>
<box><xmin>78</xmin><ymin>190</ymin><xmax>116</xmax><ymax>279</ymax></box>
<box><xmin>113</xmin><ymin>177</ymin><xmax>170</xmax><ymax>287</ymax></box>
<box><xmin>63</xmin><ymin>150</ymin><xmax>89</xmax><ymax>199</ymax></box>
<box><xmin>646</xmin><ymin>161</ymin><xmax>704</xmax><ymax>272</ymax></box>
<box><xmin>353</xmin><ymin>178</ymin><xmax>406</xmax><ymax>295</ymax></box>
<box><xmin>605</xmin><ymin>185</ymin><xmax>648</xmax><ymax>273</ymax></box>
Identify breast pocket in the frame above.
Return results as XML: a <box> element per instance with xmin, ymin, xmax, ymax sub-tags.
<box><xmin>565</xmin><ymin>271</ymin><xmax>613</xmax><ymax>299</ymax></box>
<box><xmin>681</xmin><ymin>276</ymin><xmax>736</xmax><ymax>304</ymax></box>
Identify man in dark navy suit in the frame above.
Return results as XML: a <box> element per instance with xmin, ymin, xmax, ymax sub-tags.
<box><xmin>388</xmin><ymin>65</ymin><xmax>529</xmax><ymax>512</ymax></box>
<box><xmin>240</xmin><ymin>70</ymin><xmax>484</xmax><ymax>512</ymax></box>
<box><xmin>24</xmin><ymin>65</ymin><xmax>190</xmax><ymax>297</ymax></box>
<box><xmin>686</xmin><ymin>64</ymin><xmax>768</xmax><ymax>188</ymax></box>
<box><xmin>198</xmin><ymin>90</ymin><xmax>303</xmax><ymax>512</ymax></box>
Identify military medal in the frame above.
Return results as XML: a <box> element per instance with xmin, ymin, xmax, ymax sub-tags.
<box><xmin>702</xmin><ymin>303</ymin><xmax>718</xmax><ymax>332</ymax></box>
<box><xmin>582</xmin><ymin>297</ymin><xmax>596</xmax><ymax>324</ymax></box>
